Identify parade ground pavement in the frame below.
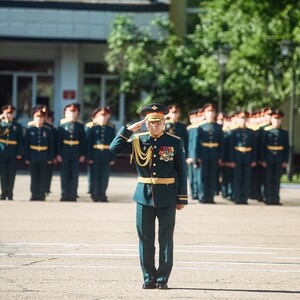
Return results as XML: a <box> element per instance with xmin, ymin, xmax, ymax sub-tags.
<box><xmin>0</xmin><ymin>173</ymin><xmax>300</xmax><ymax>300</ymax></box>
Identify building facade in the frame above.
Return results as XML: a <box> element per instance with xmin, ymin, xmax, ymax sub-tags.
<box><xmin>0</xmin><ymin>0</ymin><xmax>170</xmax><ymax>127</ymax></box>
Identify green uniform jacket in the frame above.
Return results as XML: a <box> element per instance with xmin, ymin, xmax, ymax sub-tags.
<box><xmin>109</xmin><ymin>126</ymin><xmax>188</xmax><ymax>208</ymax></box>
<box><xmin>0</xmin><ymin>120</ymin><xmax>23</xmax><ymax>157</ymax></box>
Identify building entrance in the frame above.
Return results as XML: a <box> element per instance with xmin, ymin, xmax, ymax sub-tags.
<box><xmin>0</xmin><ymin>60</ymin><xmax>54</xmax><ymax>127</ymax></box>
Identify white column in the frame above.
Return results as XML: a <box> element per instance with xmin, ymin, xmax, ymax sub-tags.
<box><xmin>57</xmin><ymin>43</ymin><xmax>80</xmax><ymax>121</ymax></box>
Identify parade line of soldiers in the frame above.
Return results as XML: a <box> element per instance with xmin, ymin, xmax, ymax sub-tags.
<box><xmin>0</xmin><ymin>102</ymin><xmax>289</xmax><ymax>205</ymax></box>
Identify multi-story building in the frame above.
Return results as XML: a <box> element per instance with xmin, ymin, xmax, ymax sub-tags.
<box><xmin>0</xmin><ymin>0</ymin><xmax>173</xmax><ymax>128</ymax></box>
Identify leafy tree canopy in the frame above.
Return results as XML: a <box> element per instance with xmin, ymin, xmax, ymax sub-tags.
<box><xmin>106</xmin><ymin>0</ymin><xmax>300</xmax><ymax>116</ymax></box>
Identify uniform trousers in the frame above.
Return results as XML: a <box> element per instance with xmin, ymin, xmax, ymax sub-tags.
<box><xmin>136</xmin><ymin>202</ymin><xmax>176</xmax><ymax>285</ymax></box>
<box><xmin>188</xmin><ymin>164</ymin><xmax>201</xmax><ymax>200</ymax></box>
<box><xmin>60</xmin><ymin>158</ymin><xmax>80</xmax><ymax>200</ymax></box>
<box><xmin>29</xmin><ymin>161</ymin><xmax>47</xmax><ymax>200</ymax></box>
<box><xmin>200</xmin><ymin>159</ymin><xmax>218</xmax><ymax>203</ymax></box>
<box><xmin>265</xmin><ymin>163</ymin><xmax>283</xmax><ymax>204</ymax></box>
<box><xmin>233</xmin><ymin>163</ymin><xmax>251</xmax><ymax>204</ymax></box>
<box><xmin>221</xmin><ymin>166</ymin><xmax>233</xmax><ymax>200</ymax></box>
<box><xmin>92</xmin><ymin>161</ymin><xmax>110</xmax><ymax>201</ymax></box>
<box><xmin>45</xmin><ymin>164</ymin><xmax>53</xmax><ymax>194</ymax></box>
<box><xmin>87</xmin><ymin>164</ymin><xmax>93</xmax><ymax>194</ymax></box>
<box><xmin>0</xmin><ymin>157</ymin><xmax>17</xmax><ymax>199</ymax></box>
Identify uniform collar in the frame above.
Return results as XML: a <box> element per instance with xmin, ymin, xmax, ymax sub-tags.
<box><xmin>150</xmin><ymin>131</ymin><xmax>164</xmax><ymax>139</ymax></box>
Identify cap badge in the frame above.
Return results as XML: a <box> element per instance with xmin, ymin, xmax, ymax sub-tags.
<box><xmin>151</xmin><ymin>105</ymin><xmax>158</xmax><ymax>111</ymax></box>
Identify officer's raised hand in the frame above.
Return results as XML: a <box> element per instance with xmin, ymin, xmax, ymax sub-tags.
<box><xmin>127</xmin><ymin>119</ymin><xmax>146</xmax><ymax>132</ymax></box>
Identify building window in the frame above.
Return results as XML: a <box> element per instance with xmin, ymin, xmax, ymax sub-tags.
<box><xmin>0</xmin><ymin>60</ymin><xmax>54</xmax><ymax>127</ymax></box>
<box><xmin>186</xmin><ymin>0</ymin><xmax>202</xmax><ymax>34</ymax></box>
<box><xmin>83</xmin><ymin>63</ymin><xmax>121</xmax><ymax>123</ymax></box>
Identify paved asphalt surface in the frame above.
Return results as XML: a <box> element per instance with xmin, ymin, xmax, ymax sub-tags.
<box><xmin>0</xmin><ymin>173</ymin><xmax>300</xmax><ymax>300</ymax></box>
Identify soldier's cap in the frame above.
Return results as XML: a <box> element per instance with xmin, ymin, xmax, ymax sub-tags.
<box><xmin>92</xmin><ymin>106</ymin><xmax>111</xmax><ymax>118</ymax></box>
<box><xmin>64</xmin><ymin>102</ymin><xmax>80</xmax><ymax>112</ymax></box>
<box><xmin>197</xmin><ymin>108</ymin><xmax>203</xmax><ymax>116</ymax></box>
<box><xmin>168</xmin><ymin>104</ymin><xmax>181</xmax><ymax>113</ymax></box>
<box><xmin>261</xmin><ymin>107</ymin><xmax>272</xmax><ymax>116</ymax></box>
<box><xmin>236</xmin><ymin>111</ymin><xmax>249</xmax><ymax>118</ymax></box>
<box><xmin>48</xmin><ymin>110</ymin><xmax>54</xmax><ymax>118</ymax></box>
<box><xmin>188</xmin><ymin>108</ymin><xmax>198</xmax><ymax>117</ymax></box>
<box><xmin>271</xmin><ymin>109</ymin><xmax>284</xmax><ymax>118</ymax></box>
<box><xmin>1</xmin><ymin>105</ymin><xmax>15</xmax><ymax>113</ymax></box>
<box><xmin>140</xmin><ymin>103</ymin><xmax>168</xmax><ymax>121</ymax></box>
<box><xmin>202</xmin><ymin>103</ymin><xmax>216</xmax><ymax>112</ymax></box>
<box><xmin>32</xmin><ymin>105</ymin><xmax>47</xmax><ymax>117</ymax></box>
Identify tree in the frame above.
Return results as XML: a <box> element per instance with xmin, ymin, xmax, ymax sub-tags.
<box><xmin>106</xmin><ymin>1</ymin><xmax>300</xmax><ymax>115</ymax></box>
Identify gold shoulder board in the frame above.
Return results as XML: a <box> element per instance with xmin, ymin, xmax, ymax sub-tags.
<box><xmin>166</xmin><ymin>132</ymin><xmax>181</xmax><ymax>140</ymax></box>
<box><xmin>85</xmin><ymin>121</ymin><xmax>94</xmax><ymax>128</ymax></box>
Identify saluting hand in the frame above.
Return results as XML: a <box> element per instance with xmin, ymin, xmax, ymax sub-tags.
<box><xmin>127</xmin><ymin>119</ymin><xmax>146</xmax><ymax>132</ymax></box>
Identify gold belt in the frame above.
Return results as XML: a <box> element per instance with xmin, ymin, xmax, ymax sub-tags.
<box><xmin>138</xmin><ymin>177</ymin><xmax>175</xmax><ymax>185</ymax></box>
<box><xmin>267</xmin><ymin>145</ymin><xmax>284</xmax><ymax>151</ymax></box>
<box><xmin>201</xmin><ymin>142</ymin><xmax>219</xmax><ymax>148</ymax></box>
<box><xmin>93</xmin><ymin>144</ymin><xmax>110</xmax><ymax>150</ymax></box>
<box><xmin>30</xmin><ymin>145</ymin><xmax>48</xmax><ymax>151</ymax></box>
<box><xmin>234</xmin><ymin>146</ymin><xmax>252</xmax><ymax>152</ymax></box>
<box><xmin>0</xmin><ymin>138</ymin><xmax>17</xmax><ymax>145</ymax></box>
<box><xmin>63</xmin><ymin>140</ymin><xmax>79</xmax><ymax>146</ymax></box>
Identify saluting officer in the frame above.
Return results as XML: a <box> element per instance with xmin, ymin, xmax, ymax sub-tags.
<box><xmin>0</xmin><ymin>105</ymin><xmax>23</xmax><ymax>200</ymax></box>
<box><xmin>57</xmin><ymin>103</ymin><xmax>86</xmax><ymax>201</ymax></box>
<box><xmin>109</xmin><ymin>103</ymin><xmax>188</xmax><ymax>290</ymax></box>
<box><xmin>86</xmin><ymin>106</ymin><xmax>116</xmax><ymax>202</ymax></box>
<box><xmin>24</xmin><ymin>106</ymin><xmax>53</xmax><ymax>201</ymax></box>
<box><xmin>195</xmin><ymin>103</ymin><xmax>223</xmax><ymax>204</ymax></box>
<box><xmin>229</xmin><ymin>111</ymin><xmax>257</xmax><ymax>204</ymax></box>
<box><xmin>165</xmin><ymin>104</ymin><xmax>188</xmax><ymax>152</ymax></box>
<box><xmin>260</xmin><ymin>110</ymin><xmax>289</xmax><ymax>205</ymax></box>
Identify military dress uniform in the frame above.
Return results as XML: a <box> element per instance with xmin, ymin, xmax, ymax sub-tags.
<box><xmin>165</xmin><ymin>119</ymin><xmax>188</xmax><ymax>152</ymax></box>
<box><xmin>85</xmin><ymin>120</ymin><xmax>95</xmax><ymax>195</ymax></box>
<box><xmin>195</xmin><ymin>121</ymin><xmax>223</xmax><ymax>203</ymax></box>
<box><xmin>220</xmin><ymin>125</ymin><xmax>234</xmax><ymax>201</ymax></box>
<box><xmin>44</xmin><ymin>111</ymin><xmax>57</xmax><ymax>195</ymax></box>
<box><xmin>186</xmin><ymin>114</ymin><xmax>205</xmax><ymax>200</ymax></box>
<box><xmin>229</xmin><ymin>124</ymin><xmax>257</xmax><ymax>204</ymax></box>
<box><xmin>86</xmin><ymin>109</ymin><xmax>116</xmax><ymax>202</ymax></box>
<box><xmin>57</xmin><ymin>108</ymin><xmax>85</xmax><ymax>201</ymax></box>
<box><xmin>260</xmin><ymin>112</ymin><xmax>289</xmax><ymax>205</ymax></box>
<box><xmin>24</xmin><ymin>108</ymin><xmax>53</xmax><ymax>201</ymax></box>
<box><xmin>0</xmin><ymin>106</ymin><xmax>23</xmax><ymax>200</ymax></box>
<box><xmin>109</xmin><ymin>103</ymin><xmax>188</xmax><ymax>289</ymax></box>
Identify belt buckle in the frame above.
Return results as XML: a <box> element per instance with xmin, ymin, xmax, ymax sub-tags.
<box><xmin>151</xmin><ymin>177</ymin><xmax>158</xmax><ymax>184</ymax></box>
<box><xmin>37</xmin><ymin>146</ymin><xmax>40</xmax><ymax>152</ymax></box>
<box><xmin>70</xmin><ymin>140</ymin><xmax>73</xmax><ymax>146</ymax></box>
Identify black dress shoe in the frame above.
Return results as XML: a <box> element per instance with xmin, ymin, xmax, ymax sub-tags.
<box><xmin>157</xmin><ymin>283</ymin><xmax>168</xmax><ymax>289</ymax></box>
<box><xmin>142</xmin><ymin>282</ymin><xmax>157</xmax><ymax>289</ymax></box>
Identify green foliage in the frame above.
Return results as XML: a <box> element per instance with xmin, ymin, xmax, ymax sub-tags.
<box><xmin>106</xmin><ymin>1</ymin><xmax>300</xmax><ymax>115</ymax></box>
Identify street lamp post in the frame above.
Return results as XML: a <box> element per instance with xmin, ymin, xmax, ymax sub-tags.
<box><xmin>279</xmin><ymin>39</ymin><xmax>296</xmax><ymax>180</ymax></box>
<box><xmin>217</xmin><ymin>46</ymin><xmax>230</xmax><ymax>113</ymax></box>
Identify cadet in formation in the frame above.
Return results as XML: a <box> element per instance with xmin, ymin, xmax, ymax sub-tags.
<box><xmin>86</xmin><ymin>106</ymin><xmax>116</xmax><ymax>202</ymax></box>
<box><xmin>24</xmin><ymin>105</ymin><xmax>54</xmax><ymax>201</ymax></box>
<box><xmin>194</xmin><ymin>103</ymin><xmax>224</xmax><ymax>204</ymax></box>
<box><xmin>260</xmin><ymin>110</ymin><xmax>289</xmax><ymax>205</ymax></box>
<box><xmin>228</xmin><ymin>111</ymin><xmax>257</xmax><ymax>204</ymax></box>
<box><xmin>57</xmin><ymin>103</ymin><xmax>86</xmax><ymax>201</ymax></box>
<box><xmin>165</xmin><ymin>104</ymin><xmax>188</xmax><ymax>152</ymax></box>
<box><xmin>109</xmin><ymin>103</ymin><xmax>188</xmax><ymax>290</ymax></box>
<box><xmin>0</xmin><ymin>105</ymin><xmax>23</xmax><ymax>200</ymax></box>
<box><xmin>43</xmin><ymin>109</ymin><xmax>57</xmax><ymax>196</ymax></box>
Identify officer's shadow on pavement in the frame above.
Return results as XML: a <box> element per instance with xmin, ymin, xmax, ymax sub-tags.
<box><xmin>170</xmin><ymin>287</ymin><xmax>300</xmax><ymax>295</ymax></box>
